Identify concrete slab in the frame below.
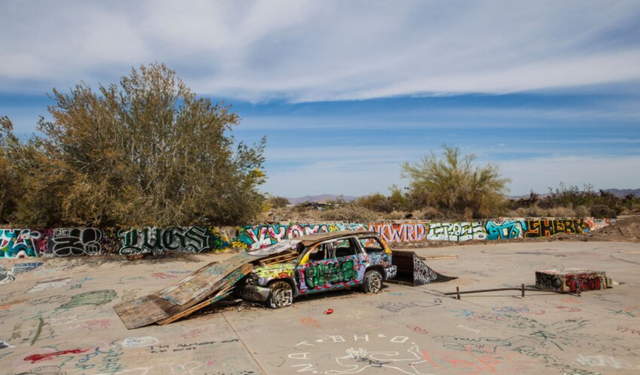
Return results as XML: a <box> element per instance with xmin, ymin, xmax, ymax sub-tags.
<box><xmin>1</xmin><ymin>241</ymin><xmax>639</xmax><ymax>375</ymax></box>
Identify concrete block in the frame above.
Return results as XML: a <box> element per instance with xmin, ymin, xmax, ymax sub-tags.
<box><xmin>535</xmin><ymin>268</ymin><xmax>609</xmax><ymax>292</ymax></box>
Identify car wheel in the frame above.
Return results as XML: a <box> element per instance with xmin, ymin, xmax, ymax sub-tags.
<box><xmin>268</xmin><ymin>281</ymin><xmax>293</xmax><ymax>308</ymax></box>
<box><xmin>360</xmin><ymin>269</ymin><xmax>383</xmax><ymax>294</ymax></box>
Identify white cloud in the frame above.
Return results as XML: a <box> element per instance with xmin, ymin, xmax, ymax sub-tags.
<box><xmin>1</xmin><ymin>1</ymin><xmax>639</xmax><ymax>101</ymax></box>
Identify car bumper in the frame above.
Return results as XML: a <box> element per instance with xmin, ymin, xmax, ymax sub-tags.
<box><xmin>237</xmin><ymin>285</ymin><xmax>271</xmax><ymax>303</ymax></box>
<box><xmin>385</xmin><ymin>265</ymin><xmax>398</xmax><ymax>280</ymax></box>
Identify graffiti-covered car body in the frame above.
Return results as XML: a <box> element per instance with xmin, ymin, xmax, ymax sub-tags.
<box><xmin>237</xmin><ymin>231</ymin><xmax>397</xmax><ymax>308</ymax></box>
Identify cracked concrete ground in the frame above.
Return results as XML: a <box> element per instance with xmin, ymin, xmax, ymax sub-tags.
<box><xmin>1</xmin><ymin>241</ymin><xmax>639</xmax><ymax>375</ymax></box>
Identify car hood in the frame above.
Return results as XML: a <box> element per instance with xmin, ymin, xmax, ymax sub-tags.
<box><xmin>253</xmin><ymin>262</ymin><xmax>296</xmax><ymax>280</ymax></box>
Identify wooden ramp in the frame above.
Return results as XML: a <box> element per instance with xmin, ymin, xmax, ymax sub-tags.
<box><xmin>390</xmin><ymin>250</ymin><xmax>457</xmax><ymax>286</ymax></box>
<box><xmin>114</xmin><ymin>247</ymin><xmax>297</xmax><ymax>329</ymax></box>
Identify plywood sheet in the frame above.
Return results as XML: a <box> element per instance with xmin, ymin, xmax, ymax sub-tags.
<box><xmin>157</xmin><ymin>253</ymin><xmax>257</xmax><ymax>306</ymax></box>
<box><xmin>115</xmin><ymin>252</ymin><xmax>273</xmax><ymax>329</ymax></box>
<box><xmin>113</xmin><ymin>295</ymin><xmax>170</xmax><ymax>330</ymax></box>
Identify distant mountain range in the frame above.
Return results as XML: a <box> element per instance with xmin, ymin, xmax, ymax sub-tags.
<box><xmin>604</xmin><ymin>188</ymin><xmax>640</xmax><ymax>198</ymax></box>
<box><xmin>288</xmin><ymin>189</ymin><xmax>640</xmax><ymax>204</ymax></box>
<box><xmin>287</xmin><ymin>194</ymin><xmax>359</xmax><ymax>204</ymax></box>
<box><xmin>509</xmin><ymin>188</ymin><xmax>640</xmax><ymax>199</ymax></box>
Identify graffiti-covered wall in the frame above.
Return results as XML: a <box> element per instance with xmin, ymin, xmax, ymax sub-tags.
<box><xmin>236</xmin><ymin>218</ymin><xmax>613</xmax><ymax>250</ymax></box>
<box><xmin>0</xmin><ymin>218</ymin><xmax>614</xmax><ymax>258</ymax></box>
<box><xmin>0</xmin><ymin>227</ymin><xmax>231</xmax><ymax>258</ymax></box>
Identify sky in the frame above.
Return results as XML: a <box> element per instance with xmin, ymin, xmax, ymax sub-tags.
<box><xmin>1</xmin><ymin>0</ymin><xmax>639</xmax><ymax>198</ymax></box>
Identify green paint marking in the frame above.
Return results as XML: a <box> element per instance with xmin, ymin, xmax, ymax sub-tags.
<box><xmin>30</xmin><ymin>317</ymin><xmax>43</xmax><ymax>346</ymax></box>
<box><xmin>11</xmin><ymin>323</ymin><xmax>22</xmax><ymax>340</ymax></box>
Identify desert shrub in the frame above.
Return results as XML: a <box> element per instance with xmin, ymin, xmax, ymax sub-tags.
<box><xmin>320</xmin><ymin>204</ymin><xmax>379</xmax><ymax>222</ymax></box>
<box><xmin>546</xmin><ymin>207</ymin><xmax>576</xmax><ymax>218</ymax></box>
<box><xmin>402</xmin><ymin>145</ymin><xmax>510</xmax><ymax>219</ymax></box>
<box><xmin>385</xmin><ymin>210</ymin><xmax>407</xmax><ymax>221</ymax></box>
<box><xmin>268</xmin><ymin>196</ymin><xmax>290</xmax><ymax>209</ymax></box>
<box><xmin>507</xmin><ymin>183</ymin><xmax>631</xmax><ymax>219</ymax></box>
<box><xmin>524</xmin><ymin>205</ymin><xmax>548</xmax><ymax>218</ymax></box>
<box><xmin>590</xmin><ymin>204</ymin><xmax>616</xmax><ymax>218</ymax></box>
<box><xmin>503</xmin><ymin>208</ymin><xmax>524</xmax><ymax>218</ymax></box>
<box><xmin>415</xmin><ymin>207</ymin><xmax>444</xmax><ymax>220</ymax></box>
<box><xmin>573</xmin><ymin>205</ymin><xmax>589</xmax><ymax>218</ymax></box>
<box><xmin>355</xmin><ymin>193</ymin><xmax>393</xmax><ymax>213</ymax></box>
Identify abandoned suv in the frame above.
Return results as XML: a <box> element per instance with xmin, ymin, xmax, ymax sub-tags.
<box><xmin>237</xmin><ymin>231</ymin><xmax>397</xmax><ymax>308</ymax></box>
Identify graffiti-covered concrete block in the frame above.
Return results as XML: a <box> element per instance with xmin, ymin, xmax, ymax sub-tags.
<box><xmin>535</xmin><ymin>269</ymin><xmax>609</xmax><ymax>293</ymax></box>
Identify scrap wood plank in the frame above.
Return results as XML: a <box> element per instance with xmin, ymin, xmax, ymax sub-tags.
<box><xmin>113</xmin><ymin>295</ymin><xmax>173</xmax><ymax>330</ymax></box>
<box><xmin>161</xmin><ymin>263</ymin><xmax>254</xmax><ymax>316</ymax></box>
<box><xmin>157</xmin><ymin>264</ymin><xmax>253</xmax><ymax>325</ymax></box>
<box><xmin>260</xmin><ymin>249</ymin><xmax>297</xmax><ymax>260</ymax></box>
<box><xmin>157</xmin><ymin>253</ymin><xmax>258</xmax><ymax>306</ymax></box>
<box><xmin>259</xmin><ymin>250</ymin><xmax>298</xmax><ymax>266</ymax></box>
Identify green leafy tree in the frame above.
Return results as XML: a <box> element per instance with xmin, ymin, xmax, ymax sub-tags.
<box><xmin>401</xmin><ymin>145</ymin><xmax>510</xmax><ymax>218</ymax></box>
<box><xmin>0</xmin><ymin>121</ymin><xmax>27</xmax><ymax>223</ymax></box>
<box><xmin>2</xmin><ymin>63</ymin><xmax>266</xmax><ymax>227</ymax></box>
<box><xmin>388</xmin><ymin>185</ymin><xmax>409</xmax><ymax>212</ymax></box>
<box><xmin>268</xmin><ymin>196</ymin><xmax>291</xmax><ymax>209</ymax></box>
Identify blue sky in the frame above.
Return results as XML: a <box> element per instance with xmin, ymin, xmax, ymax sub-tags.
<box><xmin>1</xmin><ymin>1</ymin><xmax>639</xmax><ymax>198</ymax></box>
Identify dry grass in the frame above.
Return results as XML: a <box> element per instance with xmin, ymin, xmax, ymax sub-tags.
<box><xmin>504</xmin><ymin>204</ymin><xmax>577</xmax><ymax>218</ymax></box>
<box><xmin>320</xmin><ymin>205</ymin><xmax>381</xmax><ymax>222</ymax></box>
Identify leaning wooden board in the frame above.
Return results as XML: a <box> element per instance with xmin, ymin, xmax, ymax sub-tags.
<box><xmin>157</xmin><ymin>264</ymin><xmax>253</xmax><ymax>326</ymax></box>
<box><xmin>114</xmin><ymin>252</ymin><xmax>269</xmax><ymax>329</ymax></box>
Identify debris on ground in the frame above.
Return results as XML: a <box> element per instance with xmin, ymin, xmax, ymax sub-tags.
<box><xmin>390</xmin><ymin>250</ymin><xmax>456</xmax><ymax>286</ymax></box>
<box><xmin>535</xmin><ymin>269</ymin><xmax>611</xmax><ymax>292</ymax></box>
<box><xmin>583</xmin><ymin>215</ymin><xmax>640</xmax><ymax>242</ymax></box>
<box><xmin>115</xmin><ymin>239</ymin><xmax>306</xmax><ymax>329</ymax></box>
<box><xmin>114</xmin><ymin>238</ymin><xmax>457</xmax><ymax>329</ymax></box>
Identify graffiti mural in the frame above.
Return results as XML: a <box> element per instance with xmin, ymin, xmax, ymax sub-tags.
<box><xmin>368</xmin><ymin>223</ymin><xmax>426</xmax><ymax>243</ymax></box>
<box><xmin>51</xmin><ymin>228</ymin><xmax>103</xmax><ymax>256</ymax></box>
<box><xmin>584</xmin><ymin>218</ymin><xmax>613</xmax><ymax>230</ymax></box>
<box><xmin>303</xmin><ymin>258</ymin><xmax>360</xmax><ymax>289</ymax></box>
<box><xmin>426</xmin><ymin>222</ymin><xmax>487</xmax><ymax>241</ymax></box>
<box><xmin>565</xmin><ymin>273</ymin><xmax>607</xmax><ymax>293</ymax></box>
<box><xmin>117</xmin><ymin>226</ymin><xmax>228</xmax><ymax>255</ymax></box>
<box><xmin>535</xmin><ymin>272</ymin><xmax>564</xmax><ymax>291</ymax></box>
<box><xmin>238</xmin><ymin>224</ymin><xmax>336</xmax><ymax>250</ymax></box>
<box><xmin>0</xmin><ymin>229</ymin><xmax>45</xmax><ymax>258</ymax></box>
<box><xmin>255</xmin><ymin>263</ymin><xmax>295</xmax><ymax>284</ymax></box>
<box><xmin>413</xmin><ymin>254</ymin><xmax>439</xmax><ymax>285</ymax></box>
<box><xmin>486</xmin><ymin>220</ymin><xmax>527</xmax><ymax>240</ymax></box>
<box><xmin>0</xmin><ymin>217</ymin><xmax>614</xmax><ymax>258</ymax></box>
<box><xmin>524</xmin><ymin>219</ymin><xmax>590</xmax><ymax>238</ymax></box>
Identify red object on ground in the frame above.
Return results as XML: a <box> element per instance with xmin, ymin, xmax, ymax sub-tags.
<box><xmin>325</xmin><ymin>308</ymin><xmax>334</xmax><ymax>314</ymax></box>
<box><xmin>24</xmin><ymin>348</ymin><xmax>90</xmax><ymax>364</ymax></box>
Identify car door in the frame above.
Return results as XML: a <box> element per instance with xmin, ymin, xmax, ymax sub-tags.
<box><xmin>296</xmin><ymin>238</ymin><xmax>364</xmax><ymax>295</ymax></box>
